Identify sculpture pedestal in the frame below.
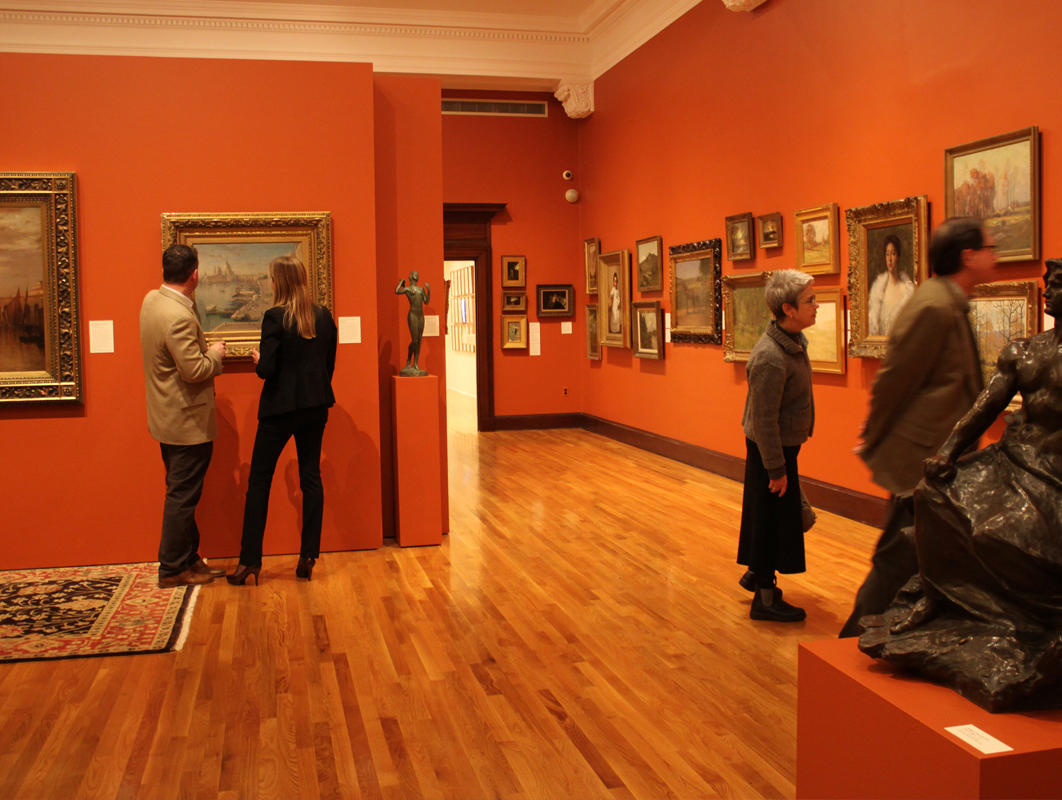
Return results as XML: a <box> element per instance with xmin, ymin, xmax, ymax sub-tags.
<box><xmin>391</xmin><ymin>375</ymin><xmax>443</xmax><ymax>547</ymax></box>
<box><xmin>797</xmin><ymin>639</ymin><xmax>1062</xmax><ymax>799</ymax></box>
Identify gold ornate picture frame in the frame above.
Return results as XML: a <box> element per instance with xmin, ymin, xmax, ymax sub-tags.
<box><xmin>501</xmin><ymin>291</ymin><xmax>526</xmax><ymax>314</ymax></box>
<box><xmin>725</xmin><ymin>212</ymin><xmax>754</xmax><ymax>261</ymax></box>
<box><xmin>632</xmin><ymin>300</ymin><xmax>664</xmax><ymax>359</ymax></box>
<box><xmin>806</xmin><ymin>287</ymin><xmax>846</xmax><ymax>374</ymax></box>
<box><xmin>669</xmin><ymin>239</ymin><xmax>722</xmax><ymax>344</ymax></box>
<box><xmin>0</xmin><ymin>172</ymin><xmax>82</xmax><ymax>405</ymax></box>
<box><xmin>501</xmin><ymin>314</ymin><xmax>527</xmax><ymax>349</ymax></box>
<box><xmin>584</xmin><ymin>238</ymin><xmax>599</xmax><ymax>294</ymax></box>
<box><xmin>598</xmin><ymin>249</ymin><xmax>631</xmax><ymax>348</ymax></box>
<box><xmin>635</xmin><ymin>235</ymin><xmax>663</xmax><ymax>291</ymax></box>
<box><xmin>846</xmin><ymin>195</ymin><xmax>929</xmax><ymax>359</ymax></box>
<box><xmin>794</xmin><ymin>203</ymin><xmax>840</xmax><ymax>274</ymax></box>
<box><xmin>586</xmin><ymin>304</ymin><xmax>600</xmax><ymax>360</ymax></box>
<box><xmin>945</xmin><ymin>127</ymin><xmax>1039</xmax><ymax>263</ymax></box>
<box><xmin>161</xmin><ymin>212</ymin><xmax>333</xmax><ymax>360</ymax></box>
<box><xmin>722</xmin><ymin>272</ymin><xmax>773</xmax><ymax>362</ymax></box>
<box><xmin>968</xmin><ymin>280</ymin><xmax>1039</xmax><ymax>410</ymax></box>
<box><xmin>501</xmin><ymin>255</ymin><xmax>526</xmax><ymax>289</ymax></box>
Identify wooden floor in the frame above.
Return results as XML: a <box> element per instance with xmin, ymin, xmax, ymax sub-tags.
<box><xmin>0</xmin><ymin>390</ymin><xmax>880</xmax><ymax>800</ymax></box>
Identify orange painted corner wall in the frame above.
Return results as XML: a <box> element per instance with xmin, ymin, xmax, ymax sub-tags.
<box><xmin>442</xmin><ymin>90</ymin><xmax>583</xmax><ymax>416</ymax></box>
<box><xmin>0</xmin><ymin>53</ymin><xmax>383</xmax><ymax>570</ymax></box>
<box><xmin>374</xmin><ymin>75</ymin><xmax>448</xmax><ymax>537</ymax></box>
<box><xmin>578</xmin><ymin>0</ymin><xmax>1059</xmax><ymax>498</ymax></box>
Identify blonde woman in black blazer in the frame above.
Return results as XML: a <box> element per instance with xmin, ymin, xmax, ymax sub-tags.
<box><xmin>228</xmin><ymin>255</ymin><xmax>337</xmax><ymax>585</ymax></box>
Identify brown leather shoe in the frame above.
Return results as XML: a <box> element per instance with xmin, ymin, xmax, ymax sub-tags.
<box><xmin>189</xmin><ymin>558</ymin><xmax>227</xmax><ymax>578</ymax></box>
<box><xmin>158</xmin><ymin>568</ymin><xmax>214</xmax><ymax>588</ymax></box>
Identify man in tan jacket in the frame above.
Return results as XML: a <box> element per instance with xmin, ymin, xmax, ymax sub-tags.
<box><xmin>840</xmin><ymin>217</ymin><xmax>997</xmax><ymax>636</ymax></box>
<box><xmin>141</xmin><ymin>244</ymin><xmax>227</xmax><ymax>588</ymax></box>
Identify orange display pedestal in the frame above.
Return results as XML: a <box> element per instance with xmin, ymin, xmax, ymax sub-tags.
<box><xmin>797</xmin><ymin>639</ymin><xmax>1062</xmax><ymax>799</ymax></box>
<box><xmin>391</xmin><ymin>375</ymin><xmax>443</xmax><ymax>547</ymax></box>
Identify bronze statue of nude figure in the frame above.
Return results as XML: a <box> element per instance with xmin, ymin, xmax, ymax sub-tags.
<box><xmin>396</xmin><ymin>271</ymin><xmax>430</xmax><ymax>377</ymax></box>
<box><xmin>860</xmin><ymin>259</ymin><xmax>1062</xmax><ymax>712</ymax></box>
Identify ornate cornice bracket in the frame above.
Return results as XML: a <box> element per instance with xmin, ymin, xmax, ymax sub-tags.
<box><xmin>722</xmin><ymin>0</ymin><xmax>769</xmax><ymax>10</ymax></box>
<box><xmin>554</xmin><ymin>80</ymin><xmax>594</xmax><ymax>119</ymax></box>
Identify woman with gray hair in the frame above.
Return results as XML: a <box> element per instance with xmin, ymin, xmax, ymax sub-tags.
<box><xmin>737</xmin><ymin>269</ymin><xmax>818</xmax><ymax>622</ymax></box>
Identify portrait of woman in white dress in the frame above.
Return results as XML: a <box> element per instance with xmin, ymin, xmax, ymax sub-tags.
<box><xmin>868</xmin><ymin>233</ymin><xmax>914</xmax><ymax>337</ymax></box>
<box><xmin>608</xmin><ymin>273</ymin><xmax>622</xmax><ymax>334</ymax></box>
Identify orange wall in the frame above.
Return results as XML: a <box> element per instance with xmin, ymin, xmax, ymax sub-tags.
<box><xmin>442</xmin><ymin>91</ymin><xmax>583</xmax><ymax>416</ymax></box>
<box><xmin>577</xmin><ymin>0</ymin><xmax>1056</xmax><ymax>497</ymax></box>
<box><xmin>0</xmin><ymin>53</ymin><xmax>383</xmax><ymax>569</ymax></box>
<box><xmin>374</xmin><ymin>75</ymin><xmax>448</xmax><ymax>537</ymax></box>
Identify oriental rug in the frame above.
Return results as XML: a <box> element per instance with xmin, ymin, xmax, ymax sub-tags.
<box><xmin>0</xmin><ymin>562</ymin><xmax>199</xmax><ymax>663</ymax></box>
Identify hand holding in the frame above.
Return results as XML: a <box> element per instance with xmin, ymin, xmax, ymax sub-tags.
<box><xmin>768</xmin><ymin>475</ymin><xmax>788</xmax><ymax>497</ymax></box>
<box><xmin>924</xmin><ymin>455</ymin><xmax>956</xmax><ymax>483</ymax></box>
<box><xmin>209</xmin><ymin>341</ymin><xmax>227</xmax><ymax>359</ymax></box>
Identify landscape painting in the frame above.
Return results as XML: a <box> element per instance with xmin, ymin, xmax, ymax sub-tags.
<box><xmin>722</xmin><ymin>272</ymin><xmax>772</xmax><ymax>362</ymax></box>
<box><xmin>636</xmin><ymin>236</ymin><xmax>662</xmax><ymax>291</ymax></box>
<box><xmin>968</xmin><ymin>281</ymin><xmax>1038</xmax><ymax>391</ymax></box>
<box><xmin>668</xmin><ymin>240</ymin><xmax>721</xmax><ymax>343</ymax></box>
<box><xmin>947</xmin><ymin>127</ymin><xmax>1039</xmax><ymax>262</ymax></box>
<box><xmin>794</xmin><ymin>204</ymin><xmax>839</xmax><ymax>274</ymax></box>
<box><xmin>0</xmin><ymin>205</ymin><xmax>48</xmax><ymax>373</ymax></box>
<box><xmin>193</xmin><ymin>241</ymin><xmax>295</xmax><ymax>335</ymax></box>
<box><xmin>805</xmin><ymin>287</ymin><xmax>845</xmax><ymax>374</ymax></box>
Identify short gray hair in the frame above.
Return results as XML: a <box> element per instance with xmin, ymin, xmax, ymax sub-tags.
<box><xmin>764</xmin><ymin>269</ymin><xmax>814</xmax><ymax>319</ymax></box>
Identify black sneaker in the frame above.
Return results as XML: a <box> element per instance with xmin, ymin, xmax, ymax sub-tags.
<box><xmin>750</xmin><ymin>590</ymin><xmax>806</xmax><ymax>622</ymax></box>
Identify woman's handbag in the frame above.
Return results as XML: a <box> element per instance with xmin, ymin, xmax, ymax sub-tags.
<box><xmin>800</xmin><ymin>488</ymin><xmax>817</xmax><ymax>532</ymax></box>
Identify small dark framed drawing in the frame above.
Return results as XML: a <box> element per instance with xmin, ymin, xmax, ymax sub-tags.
<box><xmin>725</xmin><ymin>213</ymin><xmax>754</xmax><ymax>261</ymax></box>
<box><xmin>757</xmin><ymin>212</ymin><xmax>782</xmax><ymax>249</ymax></box>
<box><xmin>586</xmin><ymin>304</ymin><xmax>600</xmax><ymax>360</ymax></box>
<box><xmin>502</xmin><ymin>291</ymin><xmax>526</xmax><ymax>314</ymax></box>
<box><xmin>794</xmin><ymin>203</ymin><xmax>840</xmax><ymax>274</ymax></box>
<box><xmin>632</xmin><ymin>300</ymin><xmax>664</xmax><ymax>359</ymax></box>
<box><xmin>502</xmin><ymin>314</ymin><xmax>527</xmax><ymax>349</ymax></box>
<box><xmin>536</xmin><ymin>284</ymin><xmax>574</xmax><ymax>317</ymax></box>
<box><xmin>635</xmin><ymin>235</ymin><xmax>663</xmax><ymax>291</ymax></box>
<box><xmin>945</xmin><ymin>126</ymin><xmax>1040</xmax><ymax>262</ymax></box>
<box><xmin>501</xmin><ymin>255</ymin><xmax>526</xmax><ymax>288</ymax></box>
<box><xmin>584</xmin><ymin>237</ymin><xmax>600</xmax><ymax>294</ymax></box>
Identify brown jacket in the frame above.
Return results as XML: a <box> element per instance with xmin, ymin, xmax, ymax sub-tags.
<box><xmin>140</xmin><ymin>286</ymin><xmax>223</xmax><ymax>445</ymax></box>
<box><xmin>860</xmin><ymin>276</ymin><xmax>982</xmax><ymax>494</ymax></box>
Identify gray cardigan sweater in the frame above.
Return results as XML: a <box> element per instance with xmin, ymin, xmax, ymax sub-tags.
<box><xmin>741</xmin><ymin>320</ymin><xmax>815</xmax><ymax>478</ymax></box>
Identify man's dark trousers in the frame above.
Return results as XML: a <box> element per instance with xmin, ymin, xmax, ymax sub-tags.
<box><xmin>158</xmin><ymin>441</ymin><xmax>213</xmax><ymax>579</ymax></box>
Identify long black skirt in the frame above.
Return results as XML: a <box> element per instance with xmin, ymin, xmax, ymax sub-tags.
<box><xmin>737</xmin><ymin>438</ymin><xmax>806</xmax><ymax>575</ymax></box>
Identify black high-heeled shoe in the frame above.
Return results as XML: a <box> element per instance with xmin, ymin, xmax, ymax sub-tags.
<box><xmin>295</xmin><ymin>557</ymin><xmax>316</xmax><ymax>581</ymax></box>
<box><xmin>226</xmin><ymin>564</ymin><xmax>261</xmax><ymax>586</ymax></box>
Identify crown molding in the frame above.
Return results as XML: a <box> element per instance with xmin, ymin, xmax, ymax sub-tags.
<box><xmin>0</xmin><ymin>0</ymin><xmax>705</xmax><ymax>112</ymax></box>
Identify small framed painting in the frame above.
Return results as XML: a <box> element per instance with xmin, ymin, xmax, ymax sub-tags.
<box><xmin>757</xmin><ymin>212</ymin><xmax>782</xmax><ymax>249</ymax></box>
<box><xmin>968</xmin><ymin>280</ymin><xmax>1039</xmax><ymax>409</ymax></box>
<box><xmin>586</xmin><ymin>304</ymin><xmax>600</xmax><ymax>360</ymax></box>
<box><xmin>501</xmin><ymin>291</ymin><xmax>526</xmax><ymax>314</ymax></box>
<box><xmin>668</xmin><ymin>239</ymin><xmax>722</xmax><ymax>344</ymax></box>
<box><xmin>632</xmin><ymin>300</ymin><xmax>664</xmax><ymax>359</ymax></box>
<box><xmin>598</xmin><ymin>249</ymin><xmax>631</xmax><ymax>348</ymax></box>
<box><xmin>501</xmin><ymin>255</ymin><xmax>526</xmax><ymax>288</ymax></box>
<box><xmin>501</xmin><ymin>314</ymin><xmax>527</xmax><ymax>349</ymax></box>
<box><xmin>722</xmin><ymin>272</ymin><xmax>774</xmax><ymax>362</ymax></box>
<box><xmin>725</xmin><ymin>212</ymin><xmax>754</xmax><ymax>261</ymax></box>
<box><xmin>635</xmin><ymin>235</ymin><xmax>663</xmax><ymax>291</ymax></box>
<box><xmin>536</xmin><ymin>284</ymin><xmax>574</xmax><ymax>318</ymax></box>
<box><xmin>794</xmin><ymin>203</ymin><xmax>840</xmax><ymax>275</ymax></box>
<box><xmin>806</xmin><ymin>287</ymin><xmax>846</xmax><ymax>374</ymax></box>
<box><xmin>946</xmin><ymin>127</ymin><xmax>1039</xmax><ymax>262</ymax></box>
<box><xmin>584</xmin><ymin>237</ymin><xmax>600</xmax><ymax>294</ymax></box>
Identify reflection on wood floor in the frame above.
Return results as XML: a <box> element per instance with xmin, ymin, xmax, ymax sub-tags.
<box><xmin>0</xmin><ymin>388</ymin><xmax>879</xmax><ymax>800</ymax></box>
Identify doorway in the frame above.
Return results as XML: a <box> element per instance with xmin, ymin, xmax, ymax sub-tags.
<box><xmin>443</xmin><ymin>259</ymin><xmax>477</xmax><ymax>432</ymax></box>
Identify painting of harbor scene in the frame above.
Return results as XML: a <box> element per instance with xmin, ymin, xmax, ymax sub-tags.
<box><xmin>193</xmin><ymin>241</ymin><xmax>300</xmax><ymax>334</ymax></box>
<box><xmin>0</xmin><ymin>205</ymin><xmax>48</xmax><ymax>373</ymax></box>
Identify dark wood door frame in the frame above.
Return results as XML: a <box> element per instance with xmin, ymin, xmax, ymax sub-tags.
<box><xmin>443</xmin><ymin>203</ymin><xmax>507</xmax><ymax>432</ymax></box>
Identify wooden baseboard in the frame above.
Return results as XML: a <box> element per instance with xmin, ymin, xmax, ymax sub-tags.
<box><xmin>491</xmin><ymin>413</ymin><xmax>583</xmax><ymax>431</ymax></box>
<box><xmin>488</xmin><ymin>411</ymin><xmax>886</xmax><ymax>526</ymax></box>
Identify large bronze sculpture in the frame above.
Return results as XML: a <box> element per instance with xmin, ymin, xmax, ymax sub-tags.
<box><xmin>860</xmin><ymin>259</ymin><xmax>1062</xmax><ymax>712</ymax></box>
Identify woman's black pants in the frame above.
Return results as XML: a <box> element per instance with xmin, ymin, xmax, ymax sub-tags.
<box><xmin>239</xmin><ymin>406</ymin><xmax>329</xmax><ymax>567</ymax></box>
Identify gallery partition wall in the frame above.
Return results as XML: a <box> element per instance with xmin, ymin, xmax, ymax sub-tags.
<box><xmin>443</xmin><ymin>203</ymin><xmax>505</xmax><ymax>432</ymax></box>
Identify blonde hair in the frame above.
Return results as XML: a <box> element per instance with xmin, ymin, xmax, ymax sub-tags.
<box><xmin>270</xmin><ymin>255</ymin><xmax>316</xmax><ymax>339</ymax></box>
